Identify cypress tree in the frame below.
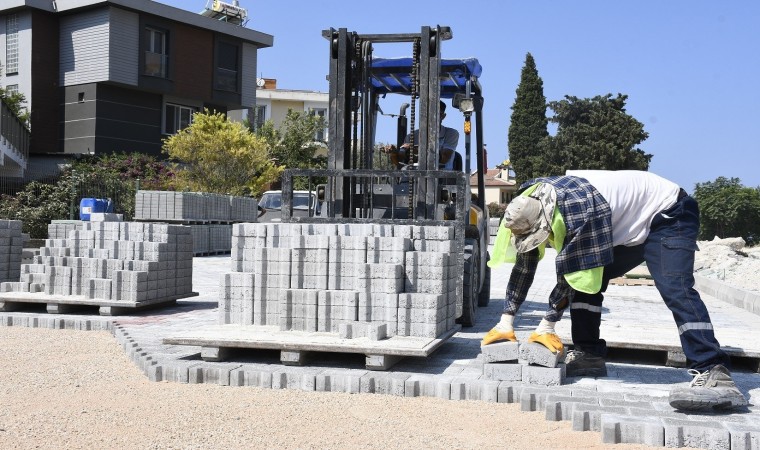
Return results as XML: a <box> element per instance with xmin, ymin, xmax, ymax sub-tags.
<box><xmin>508</xmin><ymin>53</ymin><xmax>548</xmax><ymax>184</ymax></box>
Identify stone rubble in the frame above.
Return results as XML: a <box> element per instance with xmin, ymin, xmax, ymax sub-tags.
<box><xmin>695</xmin><ymin>237</ymin><xmax>760</xmax><ymax>292</ymax></box>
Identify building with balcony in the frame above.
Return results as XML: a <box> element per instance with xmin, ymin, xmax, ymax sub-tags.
<box><xmin>0</xmin><ymin>0</ymin><xmax>272</xmax><ymax>167</ymax></box>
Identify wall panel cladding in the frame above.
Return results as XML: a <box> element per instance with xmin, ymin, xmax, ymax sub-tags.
<box><xmin>172</xmin><ymin>23</ymin><xmax>213</xmax><ymax>100</ymax></box>
<box><xmin>62</xmin><ymin>84</ymin><xmax>97</xmax><ymax>154</ymax></box>
<box><xmin>108</xmin><ymin>7</ymin><xmax>139</xmax><ymax>86</ymax></box>
<box><xmin>31</xmin><ymin>10</ymin><xmax>61</xmax><ymax>154</ymax></box>
<box><xmin>59</xmin><ymin>7</ymin><xmax>110</xmax><ymax>86</ymax></box>
<box><xmin>94</xmin><ymin>84</ymin><xmax>163</xmax><ymax>155</ymax></box>
<box><xmin>240</xmin><ymin>42</ymin><xmax>257</xmax><ymax>107</ymax></box>
<box><xmin>63</xmin><ymin>136</ymin><xmax>97</xmax><ymax>154</ymax></box>
<box><xmin>61</xmin><ymin>83</ymin><xmax>162</xmax><ymax>155</ymax></box>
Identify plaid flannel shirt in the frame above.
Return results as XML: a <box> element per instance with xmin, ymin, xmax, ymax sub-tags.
<box><xmin>504</xmin><ymin>176</ymin><xmax>613</xmax><ymax>321</ymax></box>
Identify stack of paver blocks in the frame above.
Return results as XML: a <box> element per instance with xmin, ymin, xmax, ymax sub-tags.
<box><xmin>0</xmin><ymin>222</ymin><xmax>193</xmax><ymax>303</ymax></box>
<box><xmin>0</xmin><ymin>220</ymin><xmax>24</xmax><ymax>283</ymax></box>
<box><xmin>189</xmin><ymin>225</ymin><xmax>231</xmax><ymax>255</ymax></box>
<box><xmin>135</xmin><ymin>191</ymin><xmax>255</xmax><ymax>256</ymax></box>
<box><xmin>221</xmin><ymin>223</ymin><xmax>461</xmax><ymax>339</ymax></box>
<box><xmin>134</xmin><ymin>190</ymin><xmax>257</xmax><ymax>222</ymax></box>
<box><xmin>480</xmin><ymin>341</ymin><xmax>566</xmax><ymax>386</ymax></box>
<box><xmin>48</xmin><ymin>220</ymin><xmax>81</xmax><ymax>239</ymax></box>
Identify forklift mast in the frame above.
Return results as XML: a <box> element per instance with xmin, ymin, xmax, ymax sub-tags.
<box><xmin>320</xmin><ymin>25</ymin><xmax>485</xmax><ymax>221</ymax></box>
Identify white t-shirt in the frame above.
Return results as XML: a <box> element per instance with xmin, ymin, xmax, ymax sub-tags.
<box><xmin>405</xmin><ymin>126</ymin><xmax>459</xmax><ymax>170</ymax></box>
<box><xmin>566</xmin><ymin>170</ymin><xmax>681</xmax><ymax>246</ymax></box>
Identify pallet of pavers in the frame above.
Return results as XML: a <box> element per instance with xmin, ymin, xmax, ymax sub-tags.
<box><xmin>0</xmin><ymin>221</ymin><xmax>197</xmax><ymax>315</ymax></box>
<box><xmin>164</xmin><ymin>222</ymin><xmax>462</xmax><ymax>370</ymax></box>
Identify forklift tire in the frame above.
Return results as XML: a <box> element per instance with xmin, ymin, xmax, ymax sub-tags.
<box><xmin>458</xmin><ymin>238</ymin><xmax>479</xmax><ymax>327</ymax></box>
<box><xmin>477</xmin><ymin>251</ymin><xmax>491</xmax><ymax>307</ymax></box>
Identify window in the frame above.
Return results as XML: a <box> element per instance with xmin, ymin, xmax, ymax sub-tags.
<box><xmin>4</xmin><ymin>84</ymin><xmax>18</xmax><ymax>95</ymax></box>
<box><xmin>164</xmin><ymin>103</ymin><xmax>198</xmax><ymax>134</ymax></box>
<box><xmin>5</xmin><ymin>14</ymin><xmax>19</xmax><ymax>75</ymax></box>
<box><xmin>310</xmin><ymin>107</ymin><xmax>327</xmax><ymax>141</ymax></box>
<box><xmin>144</xmin><ymin>27</ymin><xmax>168</xmax><ymax>78</ymax></box>
<box><xmin>501</xmin><ymin>191</ymin><xmax>515</xmax><ymax>204</ymax></box>
<box><xmin>252</xmin><ymin>104</ymin><xmax>266</xmax><ymax>131</ymax></box>
<box><xmin>215</xmin><ymin>42</ymin><xmax>238</xmax><ymax>91</ymax></box>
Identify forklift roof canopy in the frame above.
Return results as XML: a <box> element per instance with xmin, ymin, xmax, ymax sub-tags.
<box><xmin>370</xmin><ymin>57</ymin><xmax>482</xmax><ymax>98</ymax></box>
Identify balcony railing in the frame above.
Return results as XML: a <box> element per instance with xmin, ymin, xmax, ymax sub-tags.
<box><xmin>144</xmin><ymin>51</ymin><xmax>168</xmax><ymax>78</ymax></box>
<box><xmin>0</xmin><ymin>98</ymin><xmax>30</xmax><ymax>162</ymax></box>
<box><xmin>215</xmin><ymin>67</ymin><xmax>238</xmax><ymax>92</ymax></box>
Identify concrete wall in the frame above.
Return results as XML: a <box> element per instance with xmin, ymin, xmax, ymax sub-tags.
<box><xmin>271</xmin><ymin>100</ymin><xmax>304</xmax><ymax>127</ymax></box>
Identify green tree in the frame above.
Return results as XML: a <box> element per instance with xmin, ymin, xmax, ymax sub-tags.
<box><xmin>535</xmin><ymin>94</ymin><xmax>651</xmax><ymax>177</ymax></box>
<box><xmin>0</xmin><ymin>63</ymin><xmax>30</xmax><ymax>126</ymax></box>
<box><xmin>254</xmin><ymin>109</ymin><xmax>327</xmax><ymax>189</ymax></box>
<box><xmin>508</xmin><ymin>53</ymin><xmax>548</xmax><ymax>184</ymax></box>
<box><xmin>163</xmin><ymin>110</ymin><xmax>282</xmax><ymax>196</ymax></box>
<box><xmin>693</xmin><ymin>177</ymin><xmax>760</xmax><ymax>242</ymax></box>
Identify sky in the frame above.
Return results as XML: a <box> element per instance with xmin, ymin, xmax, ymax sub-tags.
<box><xmin>159</xmin><ymin>1</ymin><xmax>760</xmax><ymax>192</ymax></box>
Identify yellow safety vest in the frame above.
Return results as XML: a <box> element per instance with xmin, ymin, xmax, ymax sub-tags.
<box><xmin>488</xmin><ymin>184</ymin><xmax>603</xmax><ymax>294</ymax></box>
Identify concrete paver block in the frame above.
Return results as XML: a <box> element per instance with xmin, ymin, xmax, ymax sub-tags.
<box><xmin>229</xmin><ymin>366</ymin><xmax>275</xmax><ymax>388</ymax></box>
<box><xmin>601</xmin><ymin>413</ymin><xmax>664</xmax><ymax>446</ymax></box>
<box><xmin>519</xmin><ymin>341</ymin><xmax>563</xmax><ymax>368</ymax></box>
<box><xmin>481</xmin><ymin>341</ymin><xmax>519</xmax><ymax>363</ymax></box>
<box><xmin>544</xmin><ymin>394</ymin><xmax>599</xmax><ymax>421</ymax></box>
<box><xmin>522</xmin><ymin>365</ymin><xmax>565</xmax><ymax>386</ymax></box>
<box><xmin>663</xmin><ymin>417</ymin><xmax>730</xmax><ymax>450</ymax></box>
<box><xmin>497</xmin><ymin>383</ymin><xmax>522</xmax><ymax>404</ymax></box>
<box><xmin>571</xmin><ymin>404</ymin><xmax>628</xmax><ymax>432</ymax></box>
<box><xmin>483</xmin><ymin>362</ymin><xmax>522</xmax><ymax>381</ymax></box>
<box><xmin>723</xmin><ymin>423</ymin><xmax>760</xmax><ymax>450</ymax></box>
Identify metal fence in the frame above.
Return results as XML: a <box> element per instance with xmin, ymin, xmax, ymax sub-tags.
<box><xmin>0</xmin><ymin>168</ymin><xmax>140</xmax><ymax>238</ymax></box>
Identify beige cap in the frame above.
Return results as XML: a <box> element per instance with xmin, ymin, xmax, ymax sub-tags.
<box><xmin>503</xmin><ymin>183</ymin><xmax>557</xmax><ymax>253</ymax></box>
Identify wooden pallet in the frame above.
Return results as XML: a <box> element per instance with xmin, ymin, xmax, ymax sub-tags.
<box><xmin>0</xmin><ymin>291</ymin><xmax>198</xmax><ymax>315</ymax></box>
<box><xmin>164</xmin><ymin>324</ymin><xmax>461</xmax><ymax>371</ymax></box>
<box><xmin>193</xmin><ymin>251</ymin><xmax>232</xmax><ymax>257</ymax></box>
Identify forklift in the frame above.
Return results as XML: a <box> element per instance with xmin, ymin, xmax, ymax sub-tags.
<box><xmin>281</xmin><ymin>25</ymin><xmax>490</xmax><ymax>326</ymax></box>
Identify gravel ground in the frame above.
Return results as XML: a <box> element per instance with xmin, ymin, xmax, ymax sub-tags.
<box><xmin>7</xmin><ymin>238</ymin><xmax>753</xmax><ymax>449</ymax></box>
<box><xmin>0</xmin><ymin>327</ymin><xmax>656</xmax><ymax>450</ymax></box>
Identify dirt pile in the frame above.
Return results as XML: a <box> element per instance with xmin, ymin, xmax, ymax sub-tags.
<box><xmin>695</xmin><ymin>236</ymin><xmax>760</xmax><ymax>292</ymax></box>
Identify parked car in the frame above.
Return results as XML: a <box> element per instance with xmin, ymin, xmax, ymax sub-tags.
<box><xmin>257</xmin><ymin>190</ymin><xmax>320</xmax><ymax>222</ymax></box>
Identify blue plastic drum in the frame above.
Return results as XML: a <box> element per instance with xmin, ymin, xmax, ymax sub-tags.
<box><xmin>79</xmin><ymin>198</ymin><xmax>113</xmax><ymax>221</ymax></box>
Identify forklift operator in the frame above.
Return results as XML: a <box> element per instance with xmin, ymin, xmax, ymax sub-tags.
<box><xmin>383</xmin><ymin>101</ymin><xmax>459</xmax><ymax>169</ymax></box>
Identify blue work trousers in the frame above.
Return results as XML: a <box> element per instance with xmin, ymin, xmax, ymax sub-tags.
<box><xmin>571</xmin><ymin>192</ymin><xmax>731</xmax><ymax>371</ymax></box>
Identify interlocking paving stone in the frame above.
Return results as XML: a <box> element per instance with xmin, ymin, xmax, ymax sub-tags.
<box><xmin>2</xmin><ymin>250</ymin><xmax>759</xmax><ymax>449</ymax></box>
<box><xmin>663</xmin><ymin>417</ymin><xmax>731</xmax><ymax>450</ymax></box>
<box><xmin>601</xmin><ymin>414</ymin><xmax>665</xmax><ymax>447</ymax></box>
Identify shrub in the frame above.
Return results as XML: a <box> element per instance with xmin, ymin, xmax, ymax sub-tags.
<box><xmin>487</xmin><ymin>202</ymin><xmax>507</xmax><ymax>219</ymax></box>
<box><xmin>0</xmin><ymin>153</ymin><xmax>173</xmax><ymax>238</ymax></box>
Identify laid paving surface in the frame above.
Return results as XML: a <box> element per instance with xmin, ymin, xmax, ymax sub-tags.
<box><xmin>2</xmin><ymin>248</ymin><xmax>759</xmax><ymax>448</ymax></box>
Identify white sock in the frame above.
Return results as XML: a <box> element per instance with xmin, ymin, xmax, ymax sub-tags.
<box><xmin>534</xmin><ymin>318</ymin><xmax>556</xmax><ymax>335</ymax></box>
<box><xmin>494</xmin><ymin>314</ymin><xmax>515</xmax><ymax>332</ymax></box>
